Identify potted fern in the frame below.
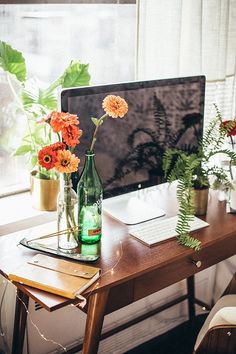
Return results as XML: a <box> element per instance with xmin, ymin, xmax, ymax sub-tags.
<box><xmin>0</xmin><ymin>40</ymin><xmax>90</xmax><ymax>210</ymax></box>
<box><xmin>163</xmin><ymin>105</ymin><xmax>236</xmax><ymax>250</ymax></box>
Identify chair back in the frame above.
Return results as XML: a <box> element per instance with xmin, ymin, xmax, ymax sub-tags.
<box><xmin>194</xmin><ymin>325</ymin><xmax>236</xmax><ymax>354</ymax></box>
<box><xmin>193</xmin><ymin>273</ymin><xmax>236</xmax><ymax>354</ymax></box>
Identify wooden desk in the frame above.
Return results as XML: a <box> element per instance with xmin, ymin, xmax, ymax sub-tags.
<box><xmin>0</xmin><ymin>186</ymin><xmax>236</xmax><ymax>354</ymax></box>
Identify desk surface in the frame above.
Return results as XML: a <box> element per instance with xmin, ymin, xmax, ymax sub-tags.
<box><xmin>1</xmin><ymin>185</ymin><xmax>236</xmax><ymax>313</ymax></box>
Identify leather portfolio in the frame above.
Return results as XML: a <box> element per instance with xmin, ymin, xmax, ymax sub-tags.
<box><xmin>9</xmin><ymin>254</ymin><xmax>101</xmax><ymax>299</ymax></box>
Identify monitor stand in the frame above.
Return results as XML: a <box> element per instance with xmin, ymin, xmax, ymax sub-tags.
<box><xmin>103</xmin><ymin>192</ymin><xmax>165</xmax><ymax>225</ymax></box>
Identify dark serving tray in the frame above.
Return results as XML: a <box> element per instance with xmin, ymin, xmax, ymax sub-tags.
<box><xmin>19</xmin><ymin>236</ymin><xmax>100</xmax><ymax>262</ymax></box>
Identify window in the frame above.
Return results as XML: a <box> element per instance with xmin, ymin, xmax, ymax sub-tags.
<box><xmin>0</xmin><ymin>2</ymin><xmax>136</xmax><ymax>196</ymax></box>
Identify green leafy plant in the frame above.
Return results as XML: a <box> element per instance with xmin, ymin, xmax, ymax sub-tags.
<box><xmin>163</xmin><ymin>105</ymin><xmax>236</xmax><ymax>250</ymax></box>
<box><xmin>0</xmin><ymin>40</ymin><xmax>90</xmax><ymax>179</ymax></box>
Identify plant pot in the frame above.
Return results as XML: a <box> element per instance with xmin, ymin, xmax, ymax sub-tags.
<box><xmin>30</xmin><ymin>171</ymin><xmax>60</xmax><ymax>211</ymax></box>
<box><xmin>193</xmin><ymin>187</ymin><xmax>209</xmax><ymax>216</ymax></box>
<box><xmin>229</xmin><ymin>180</ymin><xmax>236</xmax><ymax>213</ymax></box>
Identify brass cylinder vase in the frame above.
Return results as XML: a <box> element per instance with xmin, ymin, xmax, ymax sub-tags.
<box><xmin>30</xmin><ymin>172</ymin><xmax>60</xmax><ymax>211</ymax></box>
<box><xmin>193</xmin><ymin>188</ymin><xmax>209</xmax><ymax>216</ymax></box>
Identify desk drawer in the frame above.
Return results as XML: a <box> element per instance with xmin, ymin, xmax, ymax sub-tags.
<box><xmin>133</xmin><ymin>235</ymin><xmax>236</xmax><ymax>301</ymax></box>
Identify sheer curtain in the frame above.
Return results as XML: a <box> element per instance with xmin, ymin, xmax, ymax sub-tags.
<box><xmin>136</xmin><ymin>0</ymin><xmax>236</xmax><ymax>312</ymax></box>
<box><xmin>136</xmin><ymin>0</ymin><xmax>236</xmax><ymax>122</ymax></box>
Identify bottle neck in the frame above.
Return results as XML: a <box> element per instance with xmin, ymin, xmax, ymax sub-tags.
<box><xmin>85</xmin><ymin>149</ymin><xmax>95</xmax><ymax>157</ymax></box>
<box><xmin>78</xmin><ymin>150</ymin><xmax>102</xmax><ymax>192</ymax></box>
<box><xmin>84</xmin><ymin>150</ymin><xmax>96</xmax><ymax>168</ymax></box>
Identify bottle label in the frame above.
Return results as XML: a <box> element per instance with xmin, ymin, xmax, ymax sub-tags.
<box><xmin>88</xmin><ymin>228</ymin><xmax>101</xmax><ymax>236</ymax></box>
<box><xmin>93</xmin><ymin>199</ymin><xmax>102</xmax><ymax>210</ymax></box>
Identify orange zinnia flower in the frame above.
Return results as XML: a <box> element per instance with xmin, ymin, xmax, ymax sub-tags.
<box><xmin>50</xmin><ymin>111</ymin><xmax>79</xmax><ymax>133</ymax></box>
<box><xmin>102</xmin><ymin>95</ymin><xmax>128</xmax><ymax>118</ymax></box>
<box><xmin>61</xmin><ymin>125</ymin><xmax>82</xmax><ymax>148</ymax></box>
<box><xmin>50</xmin><ymin>142</ymin><xmax>66</xmax><ymax>151</ymax></box>
<box><xmin>38</xmin><ymin>146</ymin><xmax>57</xmax><ymax>170</ymax></box>
<box><xmin>54</xmin><ymin>150</ymin><xmax>80</xmax><ymax>173</ymax></box>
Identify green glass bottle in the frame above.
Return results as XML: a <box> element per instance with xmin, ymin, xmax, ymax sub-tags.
<box><xmin>77</xmin><ymin>150</ymin><xmax>103</xmax><ymax>244</ymax></box>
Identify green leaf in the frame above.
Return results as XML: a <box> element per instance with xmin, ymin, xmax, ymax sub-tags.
<box><xmin>39</xmin><ymin>89</ymin><xmax>57</xmax><ymax>110</ymax></box>
<box><xmin>44</xmin><ymin>60</ymin><xmax>91</xmax><ymax>94</ymax></box>
<box><xmin>30</xmin><ymin>124</ymin><xmax>47</xmax><ymax>146</ymax></box>
<box><xmin>14</xmin><ymin>145</ymin><xmax>32</xmax><ymax>156</ymax></box>
<box><xmin>22</xmin><ymin>78</ymin><xmax>57</xmax><ymax>113</ymax></box>
<box><xmin>37</xmin><ymin>169</ymin><xmax>52</xmax><ymax>180</ymax></box>
<box><xmin>22</xmin><ymin>135</ymin><xmax>31</xmax><ymax>143</ymax></box>
<box><xmin>31</xmin><ymin>155</ymin><xmax>38</xmax><ymax>168</ymax></box>
<box><xmin>61</xmin><ymin>61</ymin><xmax>91</xmax><ymax>88</ymax></box>
<box><xmin>0</xmin><ymin>40</ymin><xmax>26</xmax><ymax>82</ymax></box>
<box><xmin>91</xmin><ymin>117</ymin><xmax>99</xmax><ymax>126</ymax></box>
<box><xmin>33</xmin><ymin>135</ymin><xmax>45</xmax><ymax>146</ymax></box>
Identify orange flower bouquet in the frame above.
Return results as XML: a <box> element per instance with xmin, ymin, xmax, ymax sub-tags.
<box><xmin>38</xmin><ymin>111</ymin><xmax>81</xmax><ymax>250</ymax></box>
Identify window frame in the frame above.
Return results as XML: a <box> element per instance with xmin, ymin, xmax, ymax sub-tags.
<box><xmin>0</xmin><ymin>0</ymin><xmax>137</xmax><ymax>198</ymax></box>
<box><xmin>0</xmin><ymin>1</ymin><xmax>136</xmax><ymax>4</ymax></box>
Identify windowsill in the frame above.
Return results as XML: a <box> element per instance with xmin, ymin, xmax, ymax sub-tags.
<box><xmin>0</xmin><ymin>192</ymin><xmax>57</xmax><ymax>236</ymax></box>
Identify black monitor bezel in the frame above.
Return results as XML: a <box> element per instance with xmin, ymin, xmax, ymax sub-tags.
<box><xmin>60</xmin><ymin>75</ymin><xmax>206</xmax><ymax>198</ymax></box>
<box><xmin>61</xmin><ymin>76</ymin><xmax>206</xmax><ymax>108</ymax></box>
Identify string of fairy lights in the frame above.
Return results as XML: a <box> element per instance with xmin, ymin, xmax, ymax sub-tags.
<box><xmin>0</xmin><ymin>239</ymin><xmax>124</xmax><ymax>354</ymax></box>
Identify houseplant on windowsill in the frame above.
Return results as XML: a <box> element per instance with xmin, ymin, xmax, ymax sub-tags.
<box><xmin>163</xmin><ymin>105</ymin><xmax>236</xmax><ymax>250</ymax></box>
<box><xmin>0</xmin><ymin>40</ymin><xmax>90</xmax><ymax>210</ymax></box>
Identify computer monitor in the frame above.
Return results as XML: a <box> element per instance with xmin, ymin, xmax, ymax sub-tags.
<box><xmin>60</xmin><ymin>76</ymin><xmax>205</xmax><ymax>224</ymax></box>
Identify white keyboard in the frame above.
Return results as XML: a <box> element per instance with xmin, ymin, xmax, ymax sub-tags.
<box><xmin>129</xmin><ymin>215</ymin><xmax>209</xmax><ymax>247</ymax></box>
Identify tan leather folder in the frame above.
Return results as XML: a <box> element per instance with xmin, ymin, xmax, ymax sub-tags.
<box><xmin>9</xmin><ymin>254</ymin><xmax>101</xmax><ymax>299</ymax></box>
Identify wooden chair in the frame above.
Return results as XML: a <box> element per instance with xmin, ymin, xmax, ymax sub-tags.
<box><xmin>193</xmin><ymin>273</ymin><xmax>236</xmax><ymax>354</ymax></box>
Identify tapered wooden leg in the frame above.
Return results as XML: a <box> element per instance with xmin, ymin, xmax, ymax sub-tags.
<box><xmin>12</xmin><ymin>289</ymin><xmax>29</xmax><ymax>354</ymax></box>
<box><xmin>82</xmin><ymin>289</ymin><xmax>109</xmax><ymax>354</ymax></box>
<box><xmin>187</xmin><ymin>275</ymin><xmax>195</xmax><ymax>324</ymax></box>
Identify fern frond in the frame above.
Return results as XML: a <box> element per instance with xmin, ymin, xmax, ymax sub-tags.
<box><xmin>127</xmin><ymin>128</ymin><xmax>158</xmax><ymax>148</ymax></box>
<box><xmin>162</xmin><ymin>104</ymin><xmax>235</xmax><ymax>250</ymax></box>
<box><xmin>177</xmin><ymin>233</ymin><xmax>201</xmax><ymax>251</ymax></box>
<box><xmin>213</xmin><ymin>103</ymin><xmax>223</xmax><ymax>123</ymax></box>
<box><xmin>153</xmin><ymin>93</ymin><xmax>170</xmax><ymax>139</ymax></box>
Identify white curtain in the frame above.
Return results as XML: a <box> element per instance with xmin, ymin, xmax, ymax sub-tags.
<box><xmin>136</xmin><ymin>0</ymin><xmax>236</xmax><ymax>122</ymax></box>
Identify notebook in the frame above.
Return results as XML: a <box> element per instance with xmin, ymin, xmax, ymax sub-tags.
<box><xmin>9</xmin><ymin>254</ymin><xmax>101</xmax><ymax>299</ymax></box>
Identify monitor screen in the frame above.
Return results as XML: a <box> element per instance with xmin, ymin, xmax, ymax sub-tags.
<box><xmin>60</xmin><ymin>76</ymin><xmax>205</xmax><ymax>199</ymax></box>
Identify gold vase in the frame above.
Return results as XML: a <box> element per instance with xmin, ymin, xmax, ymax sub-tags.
<box><xmin>193</xmin><ymin>188</ymin><xmax>209</xmax><ymax>216</ymax></box>
<box><xmin>30</xmin><ymin>171</ymin><xmax>60</xmax><ymax>211</ymax></box>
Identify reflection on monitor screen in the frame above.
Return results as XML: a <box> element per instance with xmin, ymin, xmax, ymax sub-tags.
<box><xmin>60</xmin><ymin>76</ymin><xmax>205</xmax><ymax>205</ymax></box>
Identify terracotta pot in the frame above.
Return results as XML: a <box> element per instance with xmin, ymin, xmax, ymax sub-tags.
<box><xmin>30</xmin><ymin>171</ymin><xmax>60</xmax><ymax>211</ymax></box>
<box><xmin>193</xmin><ymin>188</ymin><xmax>209</xmax><ymax>216</ymax></box>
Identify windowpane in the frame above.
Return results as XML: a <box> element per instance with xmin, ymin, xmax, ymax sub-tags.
<box><xmin>0</xmin><ymin>3</ymin><xmax>136</xmax><ymax>195</ymax></box>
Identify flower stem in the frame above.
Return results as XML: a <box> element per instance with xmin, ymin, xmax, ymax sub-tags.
<box><xmin>90</xmin><ymin>113</ymin><xmax>109</xmax><ymax>151</ymax></box>
<box><xmin>64</xmin><ymin>173</ymin><xmax>72</xmax><ymax>241</ymax></box>
<box><xmin>63</xmin><ymin>173</ymin><xmax>78</xmax><ymax>242</ymax></box>
<box><xmin>229</xmin><ymin>135</ymin><xmax>234</xmax><ymax>180</ymax></box>
<box><xmin>7</xmin><ymin>73</ymin><xmax>37</xmax><ymax>154</ymax></box>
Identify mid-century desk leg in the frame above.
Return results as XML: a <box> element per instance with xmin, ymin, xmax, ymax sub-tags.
<box><xmin>187</xmin><ymin>275</ymin><xmax>196</xmax><ymax>324</ymax></box>
<box><xmin>12</xmin><ymin>289</ymin><xmax>29</xmax><ymax>354</ymax></box>
<box><xmin>82</xmin><ymin>288</ymin><xmax>110</xmax><ymax>354</ymax></box>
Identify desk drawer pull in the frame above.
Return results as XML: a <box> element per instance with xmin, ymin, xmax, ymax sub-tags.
<box><xmin>192</xmin><ymin>260</ymin><xmax>202</xmax><ymax>268</ymax></box>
